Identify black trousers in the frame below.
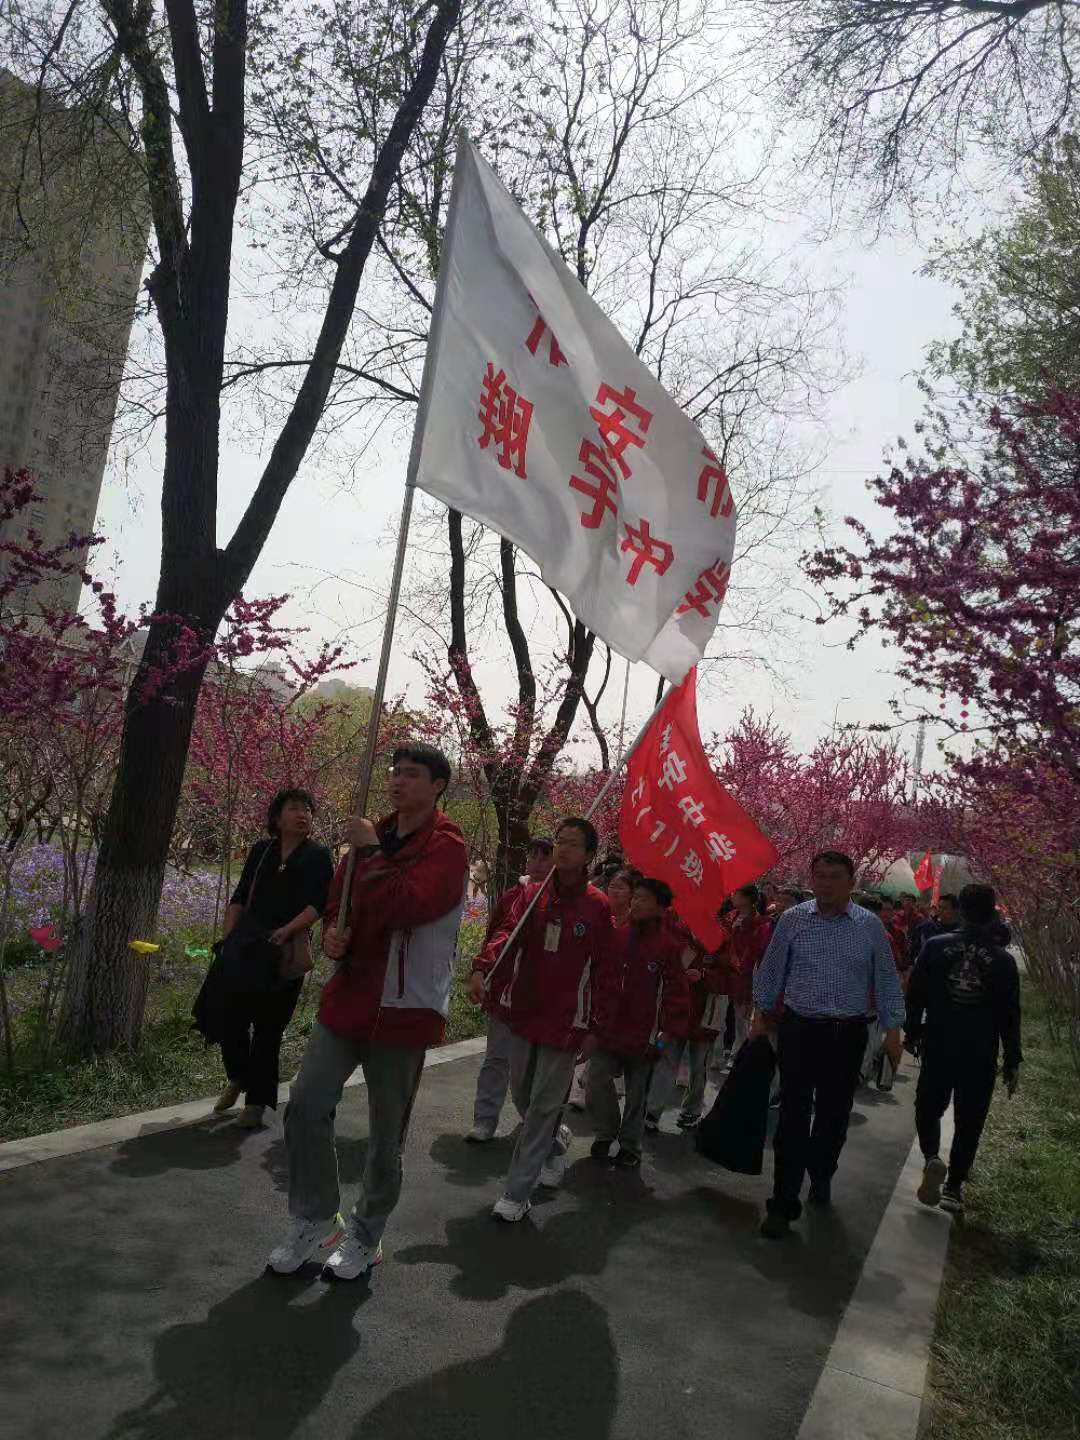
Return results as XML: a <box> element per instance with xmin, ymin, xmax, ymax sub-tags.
<box><xmin>771</xmin><ymin>1011</ymin><xmax>868</xmax><ymax>1214</ymax></box>
<box><xmin>219</xmin><ymin>979</ymin><xmax>303</xmax><ymax>1109</ymax></box>
<box><xmin>915</xmin><ymin>1047</ymin><xmax>997</xmax><ymax>1185</ymax></box>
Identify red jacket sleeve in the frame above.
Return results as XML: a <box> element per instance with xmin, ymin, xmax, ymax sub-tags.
<box><xmin>483</xmin><ymin>885</ymin><xmax>519</xmax><ymax>947</ymax></box>
<box><xmin>590</xmin><ymin>922</ymin><xmax>624</xmax><ymax>1036</ymax></box>
<box><xmin>474</xmin><ymin>883</ymin><xmax>537</xmax><ymax>976</ymax></box>
<box><xmin>660</xmin><ymin>946</ymin><xmax>690</xmax><ymax>1037</ymax></box>
<box><xmin>331</xmin><ymin>827</ymin><xmax>468</xmax><ymax>934</ymax></box>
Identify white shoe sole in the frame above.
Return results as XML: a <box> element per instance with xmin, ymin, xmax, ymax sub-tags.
<box><xmin>465</xmin><ymin>1131</ymin><xmax>496</xmax><ymax>1143</ymax></box>
<box><xmin>267</xmin><ymin>1220</ymin><xmax>345</xmax><ymax>1275</ymax></box>
<box><xmin>323</xmin><ymin>1247</ymin><xmax>384</xmax><ymax>1282</ymax></box>
<box><xmin>917</xmin><ymin>1156</ymin><xmax>947</xmax><ymax>1208</ymax></box>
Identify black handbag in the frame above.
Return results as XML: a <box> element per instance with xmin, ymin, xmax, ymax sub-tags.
<box><xmin>210</xmin><ymin>845</ymin><xmax>281</xmax><ymax>995</ymax></box>
<box><xmin>695</xmin><ymin>1035</ymin><xmax>778</xmax><ymax>1175</ymax></box>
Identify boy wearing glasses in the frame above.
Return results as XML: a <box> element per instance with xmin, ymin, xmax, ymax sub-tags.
<box><xmin>267</xmin><ymin>743</ymin><xmax>468</xmax><ymax>1279</ymax></box>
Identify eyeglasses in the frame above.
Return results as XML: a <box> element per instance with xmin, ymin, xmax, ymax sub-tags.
<box><xmin>388</xmin><ymin>766</ymin><xmax>429</xmax><ymax>780</ymax></box>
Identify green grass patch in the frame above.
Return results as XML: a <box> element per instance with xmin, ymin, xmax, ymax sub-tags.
<box><xmin>0</xmin><ymin>924</ymin><xmax>488</xmax><ymax>1143</ymax></box>
<box><xmin>926</xmin><ymin>985</ymin><xmax>1080</xmax><ymax>1440</ymax></box>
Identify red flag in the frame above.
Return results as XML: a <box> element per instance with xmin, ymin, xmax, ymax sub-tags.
<box><xmin>619</xmin><ymin>669</ymin><xmax>778</xmax><ymax>950</ymax></box>
<box><xmin>914</xmin><ymin>851</ymin><xmax>934</xmax><ymax>892</ymax></box>
<box><xmin>931</xmin><ymin>864</ymin><xmax>941</xmax><ymax>908</ymax></box>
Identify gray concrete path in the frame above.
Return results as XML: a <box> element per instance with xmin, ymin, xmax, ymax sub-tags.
<box><xmin>1</xmin><ymin>1053</ymin><xmax>919</xmax><ymax>1440</ymax></box>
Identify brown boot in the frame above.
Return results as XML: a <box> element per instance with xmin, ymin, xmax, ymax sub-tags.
<box><xmin>213</xmin><ymin>1083</ymin><xmax>242</xmax><ymax>1113</ymax></box>
<box><xmin>236</xmin><ymin>1104</ymin><xmax>265</xmax><ymax>1128</ymax></box>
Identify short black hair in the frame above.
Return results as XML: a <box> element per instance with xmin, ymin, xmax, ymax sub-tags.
<box><xmin>736</xmin><ymin>883</ymin><xmax>760</xmax><ymax>904</ymax></box>
<box><xmin>557</xmin><ymin>816</ymin><xmax>599</xmax><ymax>857</ymax></box>
<box><xmin>959</xmin><ymin>883</ymin><xmax>997</xmax><ymax>925</ymax></box>
<box><xmin>938</xmin><ymin>892</ymin><xmax>958</xmax><ymax>909</ymax></box>
<box><xmin>528</xmin><ymin>837</ymin><xmax>554</xmax><ymax>856</ymax></box>
<box><xmin>810</xmin><ymin>850</ymin><xmax>855</xmax><ymax>879</ymax></box>
<box><xmin>780</xmin><ymin>887</ymin><xmax>804</xmax><ymax>902</ymax></box>
<box><xmin>391</xmin><ymin>742</ymin><xmax>452</xmax><ymax>791</ymax></box>
<box><xmin>634</xmin><ymin>876</ymin><xmax>674</xmax><ymax>908</ymax></box>
<box><xmin>267</xmin><ymin>788</ymin><xmax>315</xmax><ymax>835</ymax></box>
<box><xmin>607</xmin><ymin>866</ymin><xmax>641</xmax><ymax>888</ymax></box>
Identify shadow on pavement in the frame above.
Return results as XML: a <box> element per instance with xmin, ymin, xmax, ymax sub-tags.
<box><xmin>349</xmin><ymin>1290</ymin><xmax>618</xmax><ymax>1440</ymax></box>
<box><xmin>427</xmin><ymin>1131</ymin><xmax>520</xmax><ymax>1188</ymax></box>
<box><xmin>747</xmin><ymin>1205</ymin><xmax>863</xmax><ymax>1321</ymax></box>
<box><xmin>262</xmin><ymin>1134</ymin><xmax>370</xmax><ymax>1195</ymax></box>
<box><xmin>108</xmin><ymin>1118</ymin><xmax>258</xmax><ymax>1178</ymax></box>
<box><xmin>395</xmin><ymin>1178</ymin><xmax>759</xmax><ymax>1302</ymax></box>
<box><xmin>100</xmin><ymin>1272</ymin><xmax>372</xmax><ymax>1440</ymax></box>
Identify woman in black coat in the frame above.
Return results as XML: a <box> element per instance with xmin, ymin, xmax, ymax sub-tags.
<box><xmin>210</xmin><ymin>788</ymin><xmax>334</xmax><ymax>1127</ymax></box>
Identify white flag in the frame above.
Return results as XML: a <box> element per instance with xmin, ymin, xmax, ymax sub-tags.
<box><xmin>414</xmin><ymin>138</ymin><xmax>737</xmax><ymax>683</ymax></box>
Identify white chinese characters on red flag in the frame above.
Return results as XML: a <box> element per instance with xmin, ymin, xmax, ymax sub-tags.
<box><xmin>619</xmin><ymin>670</ymin><xmax>779</xmax><ymax>949</ymax></box>
<box><xmin>413</xmin><ymin>139</ymin><xmax>738</xmax><ymax>683</ymax></box>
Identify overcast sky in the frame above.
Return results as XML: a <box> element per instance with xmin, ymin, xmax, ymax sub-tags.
<box><xmin>93</xmin><ymin>188</ymin><xmax>960</xmax><ymax>765</ymax></box>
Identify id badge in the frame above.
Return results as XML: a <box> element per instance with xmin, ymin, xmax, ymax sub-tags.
<box><xmin>544</xmin><ymin>920</ymin><xmax>562</xmax><ymax>953</ymax></box>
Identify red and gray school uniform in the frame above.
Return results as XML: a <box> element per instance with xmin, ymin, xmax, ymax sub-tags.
<box><xmin>475</xmin><ymin>874</ymin><xmax>613</xmax><ymax>1201</ymax></box>
<box><xmin>471</xmin><ymin>879</ymin><xmax>528</xmax><ymax>1137</ymax></box>
<box><xmin>588</xmin><ymin>918</ymin><xmax>689</xmax><ymax>1156</ymax></box>
<box><xmin>285</xmin><ymin>809</ymin><xmax>469</xmax><ymax>1245</ymax></box>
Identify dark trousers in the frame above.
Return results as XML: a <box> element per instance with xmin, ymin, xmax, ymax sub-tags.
<box><xmin>771</xmin><ymin>1011</ymin><xmax>868</xmax><ymax>1214</ymax></box>
<box><xmin>219</xmin><ymin>980</ymin><xmax>303</xmax><ymax>1109</ymax></box>
<box><xmin>915</xmin><ymin>1047</ymin><xmax>997</xmax><ymax>1186</ymax></box>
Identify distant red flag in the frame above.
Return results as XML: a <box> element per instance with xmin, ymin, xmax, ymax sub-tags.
<box><xmin>931</xmin><ymin>864</ymin><xmax>941</xmax><ymax>908</ymax></box>
<box><xmin>619</xmin><ymin>669</ymin><xmax>778</xmax><ymax>950</ymax></box>
<box><xmin>914</xmin><ymin>851</ymin><xmax>934</xmax><ymax>892</ymax></box>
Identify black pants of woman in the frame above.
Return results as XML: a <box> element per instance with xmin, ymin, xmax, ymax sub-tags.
<box><xmin>219</xmin><ymin>979</ymin><xmax>303</xmax><ymax>1109</ymax></box>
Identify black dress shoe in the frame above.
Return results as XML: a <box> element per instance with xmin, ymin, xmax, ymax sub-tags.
<box><xmin>808</xmin><ymin>1178</ymin><xmax>832</xmax><ymax>1207</ymax></box>
<box><xmin>613</xmin><ymin>1148</ymin><xmax>641</xmax><ymax>1169</ymax></box>
<box><xmin>760</xmin><ymin>1210</ymin><xmax>790</xmax><ymax>1240</ymax></box>
<box><xmin>590</xmin><ymin>1140</ymin><xmax>613</xmax><ymax>1163</ymax></box>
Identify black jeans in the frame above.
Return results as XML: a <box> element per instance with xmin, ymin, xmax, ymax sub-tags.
<box><xmin>219</xmin><ymin>979</ymin><xmax>303</xmax><ymax>1109</ymax></box>
<box><xmin>915</xmin><ymin>1047</ymin><xmax>997</xmax><ymax>1185</ymax></box>
<box><xmin>771</xmin><ymin>1010</ymin><xmax>868</xmax><ymax>1214</ymax></box>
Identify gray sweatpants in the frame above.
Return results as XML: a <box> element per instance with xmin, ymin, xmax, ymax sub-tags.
<box><xmin>647</xmin><ymin>1036</ymin><xmax>715</xmax><ymax>1122</ymax></box>
<box><xmin>472</xmin><ymin>1012</ymin><xmax>513</xmax><ymax>1134</ymax></box>
<box><xmin>504</xmin><ymin>1036</ymin><xmax>577</xmax><ymax>1202</ymax></box>
<box><xmin>587</xmin><ymin>1049</ymin><xmax>655</xmax><ymax>1158</ymax></box>
<box><xmin>284</xmin><ymin>1022</ymin><xmax>425</xmax><ymax>1246</ymax></box>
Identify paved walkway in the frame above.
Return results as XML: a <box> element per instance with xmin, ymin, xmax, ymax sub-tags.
<box><xmin>1</xmin><ymin>1052</ymin><xmax>919</xmax><ymax>1440</ymax></box>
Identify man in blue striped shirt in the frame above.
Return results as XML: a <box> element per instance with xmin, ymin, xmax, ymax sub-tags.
<box><xmin>751</xmin><ymin>851</ymin><xmax>905</xmax><ymax>1239</ymax></box>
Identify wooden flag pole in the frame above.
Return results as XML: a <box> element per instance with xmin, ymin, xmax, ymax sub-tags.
<box><xmin>335</xmin><ymin>133</ymin><xmax>469</xmax><ymax>933</ymax></box>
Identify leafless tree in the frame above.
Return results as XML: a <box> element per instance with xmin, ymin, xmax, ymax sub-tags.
<box><xmin>736</xmin><ymin>0</ymin><xmax>1080</xmax><ymax>214</ymax></box>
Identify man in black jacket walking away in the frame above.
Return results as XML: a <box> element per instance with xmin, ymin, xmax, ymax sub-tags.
<box><xmin>905</xmin><ymin>883</ymin><xmax>1022</xmax><ymax>1217</ymax></box>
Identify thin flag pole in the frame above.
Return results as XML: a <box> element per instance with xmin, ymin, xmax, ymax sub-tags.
<box><xmin>480</xmin><ymin>675</ymin><xmax>668</xmax><ymax>990</ymax></box>
<box><xmin>336</xmin><ymin>133</ymin><xmax>469</xmax><ymax>931</ymax></box>
<box><xmin>614</xmin><ymin>656</ymin><xmax>632</xmax><ymax>769</ymax></box>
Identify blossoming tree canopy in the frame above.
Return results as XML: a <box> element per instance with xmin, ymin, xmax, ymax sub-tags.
<box><xmin>414</xmin><ymin>139</ymin><xmax>737</xmax><ymax>683</ymax></box>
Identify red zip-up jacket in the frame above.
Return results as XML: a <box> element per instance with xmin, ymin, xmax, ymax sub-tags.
<box><xmin>318</xmin><ymin>809</ymin><xmax>469</xmax><ymax>1049</ymax></box>
<box><xmin>474</xmin><ymin>874</ymin><xmax>612</xmax><ymax>1051</ymax></box>
<box><xmin>716</xmin><ymin>911</ymin><xmax>770</xmax><ymax>1007</ymax></box>
<box><xmin>592</xmin><ymin>917</ymin><xmax>689</xmax><ymax>1059</ymax></box>
<box><xmin>479</xmin><ymin>880</ymin><xmax>527</xmax><ymax>1015</ymax></box>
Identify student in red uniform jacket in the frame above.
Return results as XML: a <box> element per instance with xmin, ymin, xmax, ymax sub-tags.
<box><xmin>471</xmin><ymin>817</ymin><xmax>612</xmax><ymax>1223</ymax></box>
<box><xmin>267</xmin><ymin>743</ymin><xmax>468</xmax><ymax>1281</ymax></box>
<box><xmin>646</xmin><ymin>917</ymin><xmax>722</xmax><ymax>1131</ymax></box>
<box><xmin>587</xmin><ymin>877</ymin><xmax>689</xmax><ymax>1167</ymax></box>
<box><xmin>466</xmin><ymin>838</ymin><xmax>554</xmax><ymax>1143</ymax></box>
<box><xmin>717</xmin><ymin>885</ymin><xmax>771</xmax><ymax>1061</ymax></box>
<box><xmin>569</xmin><ymin>865</ymin><xmax>636</xmax><ymax>1111</ymax></box>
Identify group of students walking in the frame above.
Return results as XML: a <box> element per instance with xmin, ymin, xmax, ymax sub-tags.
<box><xmin>197</xmin><ymin>739</ymin><xmax>1023</xmax><ymax>1280</ymax></box>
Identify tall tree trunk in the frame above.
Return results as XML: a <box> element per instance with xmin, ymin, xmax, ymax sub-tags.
<box><xmin>60</xmin><ymin>622</ymin><xmax>213</xmax><ymax>1055</ymax></box>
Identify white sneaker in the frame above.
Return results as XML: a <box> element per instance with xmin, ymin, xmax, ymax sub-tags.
<box><xmin>539</xmin><ymin>1151</ymin><xmax>568</xmax><ymax>1188</ymax></box>
<box><xmin>491</xmin><ymin>1194</ymin><xmax>531</xmax><ymax>1223</ymax></box>
<box><xmin>465</xmin><ymin>1124</ymin><xmax>496</xmax><ymax>1143</ymax></box>
<box><xmin>552</xmin><ymin>1123</ymin><xmax>573</xmax><ymax>1157</ymax></box>
<box><xmin>917</xmin><ymin>1155</ymin><xmax>947</xmax><ymax>1208</ymax></box>
<box><xmin>323</xmin><ymin>1231</ymin><xmax>384</xmax><ymax>1281</ymax></box>
<box><xmin>267</xmin><ymin>1215</ymin><xmax>345</xmax><ymax>1275</ymax></box>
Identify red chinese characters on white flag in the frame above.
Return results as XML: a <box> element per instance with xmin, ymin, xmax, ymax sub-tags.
<box><xmin>413</xmin><ymin>139</ymin><xmax>738</xmax><ymax>683</ymax></box>
<box><xmin>619</xmin><ymin>670</ymin><xmax>779</xmax><ymax>949</ymax></box>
